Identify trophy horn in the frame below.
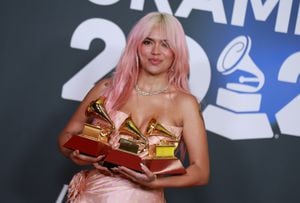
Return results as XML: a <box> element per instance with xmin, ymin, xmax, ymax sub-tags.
<box><xmin>146</xmin><ymin>118</ymin><xmax>177</xmax><ymax>140</ymax></box>
<box><xmin>119</xmin><ymin>116</ymin><xmax>148</xmax><ymax>144</ymax></box>
<box><xmin>86</xmin><ymin>97</ymin><xmax>115</xmax><ymax>129</ymax></box>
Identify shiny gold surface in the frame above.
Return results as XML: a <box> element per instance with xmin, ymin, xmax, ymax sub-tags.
<box><xmin>145</xmin><ymin>118</ymin><xmax>177</xmax><ymax>140</ymax></box>
<box><xmin>82</xmin><ymin>96</ymin><xmax>115</xmax><ymax>142</ymax></box>
<box><xmin>81</xmin><ymin>123</ymin><xmax>110</xmax><ymax>142</ymax></box>
<box><xmin>118</xmin><ymin>138</ymin><xmax>139</xmax><ymax>153</ymax></box>
<box><xmin>119</xmin><ymin>116</ymin><xmax>147</xmax><ymax>142</ymax></box>
<box><xmin>145</xmin><ymin>118</ymin><xmax>180</xmax><ymax>157</ymax></box>
<box><xmin>118</xmin><ymin>116</ymin><xmax>148</xmax><ymax>153</ymax></box>
<box><xmin>86</xmin><ymin>97</ymin><xmax>115</xmax><ymax>129</ymax></box>
<box><xmin>155</xmin><ymin>144</ymin><xmax>176</xmax><ymax>157</ymax></box>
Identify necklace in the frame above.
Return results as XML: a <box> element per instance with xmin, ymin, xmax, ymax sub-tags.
<box><xmin>135</xmin><ymin>84</ymin><xmax>168</xmax><ymax>96</ymax></box>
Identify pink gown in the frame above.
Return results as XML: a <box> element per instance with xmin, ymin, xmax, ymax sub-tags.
<box><xmin>67</xmin><ymin>111</ymin><xmax>183</xmax><ymax>203</ymax></box>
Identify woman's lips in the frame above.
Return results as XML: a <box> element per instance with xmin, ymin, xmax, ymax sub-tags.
<box><xmin>149</xmin><ymin>58</ymin><xmax>161</xmax><ymax>65</ymax></box>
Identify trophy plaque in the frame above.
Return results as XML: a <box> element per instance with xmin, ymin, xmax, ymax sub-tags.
<box><xmin>63</xmin><ymin>97</ymin><xmax>114</xmax><ymax>157</ymax></box>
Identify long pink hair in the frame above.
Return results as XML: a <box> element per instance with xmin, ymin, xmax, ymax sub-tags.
<box><xmin>103</xmin><ymin>12</ymin><xmax>190</xmax><ymax>112</ymax></box>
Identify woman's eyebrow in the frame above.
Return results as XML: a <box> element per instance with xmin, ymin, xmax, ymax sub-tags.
<box><xmin>144</xmin><ymin>37</ymin><xmax>168</xmax><ymax>43</ymax></box>
<box><xmin>144</xmin><ymin>37</ymin><xmax>154</xmax><ymax>41</ymax></box>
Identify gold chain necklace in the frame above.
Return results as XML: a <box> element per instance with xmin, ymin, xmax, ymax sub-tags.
<box><xmin>135</xmin><ymin>84</ymin><xmax>168</xmax><ymax>96</ymax></box>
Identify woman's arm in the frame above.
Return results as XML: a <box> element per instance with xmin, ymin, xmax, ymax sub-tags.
<box><xmin>153</xmin><ymin>95</ymin><xmax>210</xmax><ymax>188</ymax></box>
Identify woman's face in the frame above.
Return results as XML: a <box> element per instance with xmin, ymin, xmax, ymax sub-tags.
<box><xmin>138</xmin><ymin>25</ymin><xmax>174</xmax><ymax>77</ymax></box>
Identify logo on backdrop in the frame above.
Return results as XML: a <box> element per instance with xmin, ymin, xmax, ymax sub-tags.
<box><xmin>203</xmin><ymin>35</ymin><xmax>273</xmax><ymax>140</ymax></box>
<box><xmin>203</xmin><ymin>35</ymin><xmax>300</xmax><ymax>140</ymax></box>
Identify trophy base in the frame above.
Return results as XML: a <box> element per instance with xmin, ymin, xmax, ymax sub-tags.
<box><xmin>104</xmin><ymin>149</ymin><xmax>143</xmax><ymax>171</ymax></box>
<box><xmin>103</xmin><ymin>149</ymin><xmax>186</xmax><ymax>175</ymax></box>
<box><xmin>144</xmin><ymin>158</ymin><xmax>186</xmax><ymax>175</ymax></box>
<box><xmin>63</xmin><ymin>135</ymin><xmax>111</xmax><ymax>157</ymax></box>
<box><xmin>63</xmin><ymin>136</ymin><xmax>186</xmax><ymax>175</ymax></box>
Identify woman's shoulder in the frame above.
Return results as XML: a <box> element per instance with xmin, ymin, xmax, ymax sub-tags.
<box><xmin>94</xmin><ymin>77</ymin><xmax>112</xmax><ymax>92</ymax></box>
<box><xmin>85</xmin><ymin>77</ymin><xmax>112</xmax><ymax>100</ymax></box>
<box><xmin>173</xmin><ymin>90</ymin><xmax>199</xmax><ymax>107</ymax></box>
<box><xmin>175</xmin><ymin>91</ymin><xmax>200</xmax><ymax>110</ymax></box>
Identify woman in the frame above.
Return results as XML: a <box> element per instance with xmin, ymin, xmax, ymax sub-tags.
<box><xmin>58</xmin><ymin>12</ymin><xmax>210</xmax><ymax>202</ymax></box>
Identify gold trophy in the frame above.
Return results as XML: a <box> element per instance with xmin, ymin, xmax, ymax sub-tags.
<box><xmin>118</xmin><ymin>116</ymin><xmax>148</xmax><ymax>154</ymax></box>
<box><xmin>103</xmin><ymin>116</ymin><xmax>148</xmax><ymax>171</ymax></box>
<box><xmin>84</xmin><ymin>97</ymin><xmax>115</xmax><ymax>142</ymax></box>
<box><xmin>145</xmin><ymin>118</ymin><xmax>178</xmax><ymax>157</ymax></box>
<box><xmin>63</xmin><ymin>96</ymin><xmax>115</xmax><ymax>157</ymax></box>
<box><xmin>86</xmin><ymin>97</ymin><xmax>115</xmax><ymax>129</ymax></box>
<box><xmin>143</xmin><ymin>118</ymin><xmax>186</xmax><ymax>175</ymax></box>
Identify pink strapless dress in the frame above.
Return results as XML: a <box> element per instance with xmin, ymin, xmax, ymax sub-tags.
<box><xmin>67</xmin><ymin>111</ymin><xmax>183</xmax><ymax>203</ymax></box>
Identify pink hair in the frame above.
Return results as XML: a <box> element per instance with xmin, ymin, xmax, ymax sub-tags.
<box><xmin>102</xmin><ymin>12</ymin><xmax>190</xmax><ymax>112</ymax></box>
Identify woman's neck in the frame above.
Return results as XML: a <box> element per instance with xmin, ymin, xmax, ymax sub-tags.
<box><xmin>136</xmin><ymin>73</ymin><xmax>169</xmax><ymax>92</ymax></box>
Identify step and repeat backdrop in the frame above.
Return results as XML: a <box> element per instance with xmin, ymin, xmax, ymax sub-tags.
<box><xmin>1</xmin><ymin>0</ymin><xmax>300</xmax><ymax>202</ymax></box>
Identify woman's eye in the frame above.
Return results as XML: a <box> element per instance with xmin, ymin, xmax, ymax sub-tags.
<box><xmin>142</xmin><ymin>40</ymin><xmax>151</xmax><ymax>45</ymax></box>
<box><xmin>162</xmin><ymin>43</ymin><xmax>169</xmax><ymax>48</ymax></box>
<box><xmin>161</xmin><ymin>41</ymin><xmax>170</xmax><ymax>48</ymax></box>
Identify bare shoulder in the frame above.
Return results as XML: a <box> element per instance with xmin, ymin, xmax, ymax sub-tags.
<box><xmin>174</xmin><ymin>91</ymin><xmax>200</xmax><ymax>111</ymax></box>
<box><xmin>173</xmin><ymin>91</ymin><xmax>204</xmax><ymax>128</ymax></box>
<box><xmin>93</xmin><ymin>78</ymin><xmax>111</xmax><ymax>93</ymax></box>
<box><xmin>85</xmin><ymin>78</ymin><xmax>112</xmax><ymax>99</ymax></box>
<box><xmin>89</xmin><ymin>78</ymin><xmax>111</xmax><ymax>97</ymax></box>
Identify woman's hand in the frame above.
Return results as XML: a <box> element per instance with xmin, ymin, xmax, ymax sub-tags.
<box><xmin>112</xmin><ymin>163</ymin><xmax>158</xmax><ymax>188</ymax></box>
<box><xmin>70</xmin><ymin>150</ymin><xmax>113</xmax><ymax>176</ymax></box>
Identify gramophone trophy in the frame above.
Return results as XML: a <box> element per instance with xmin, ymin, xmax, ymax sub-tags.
<box><xmin>63</xmin><ymin>97</ymin><xmax>115</xmax><ymax>157</ymax></box>
<box><xmin>143</xmin><ymin>118</ymin><xmax>186</xmax><ymax>175</ymax></box>
<box><xmin>103</xmin><ymin>116</ymin><xmax>149</xmax><ymax>171</ymax></box>
<box><xmin>145</xmin><ymin>118</ymin><xmax>178</xmax><ymax>157</ymax></box>
<box><xmin>118</xmin><ymin>116</ymin><xmax>148</xmax><ymax>153</ymax></box>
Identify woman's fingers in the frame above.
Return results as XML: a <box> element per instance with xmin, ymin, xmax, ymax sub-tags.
<box><xmin>140</xmin><ymin>163</ymin><xmax>157</xmax><ymax>181</ymax></box>
<box><xmin>70</xmin><ymin>150</ymin><xmax>106</xmax><ymax>166</ymax></box>
<box><xmin>114</xmin><ymin>165</ymin><xmax>156</xmax><ymax>183</ymax></box>
<box><xmin>70</xmin><ymin>151</ymin><xmax>157</xmax><ymax>181</ymax></box>
<box><xmin>73</xmin><ymin>150</ymin><xmax>105</xmax><ymax>162</ymax></box>
<box><xmin>112</xmin><ymin>167</ymin><xmax>139</xmax><ymax>182</ymax></box>
<box><xmin>93</xmin><ymin>162</ymin><xmax>113</xmax><ymax>176</ymax></box>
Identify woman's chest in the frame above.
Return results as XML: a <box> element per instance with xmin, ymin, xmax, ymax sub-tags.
<box><xmin>119</xmin><ymin>96</ymin><xmax>182</xmax><ymax>131</ymax></box>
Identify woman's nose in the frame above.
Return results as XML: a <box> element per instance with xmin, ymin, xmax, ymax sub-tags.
<box><xmin>151</xmin><ymin>43</ymin><xmax>161</xmax><ymax>55</ymax></box>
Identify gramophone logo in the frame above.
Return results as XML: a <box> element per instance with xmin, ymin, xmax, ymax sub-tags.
<box><xmin>203</xmin><ymin>35</ymin><xmax>273</xmax><ymax>140</ymax></box>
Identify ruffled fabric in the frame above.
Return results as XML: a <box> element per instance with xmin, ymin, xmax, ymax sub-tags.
<box><xmin>67</xmin><ymin>169</ymin><xmax>165</xmax><ymax>203</ymax></box>
<box><xmin>67</xmin><ymin>170</ymin><xmax>89</xmax><ymax>203</ymax></box>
